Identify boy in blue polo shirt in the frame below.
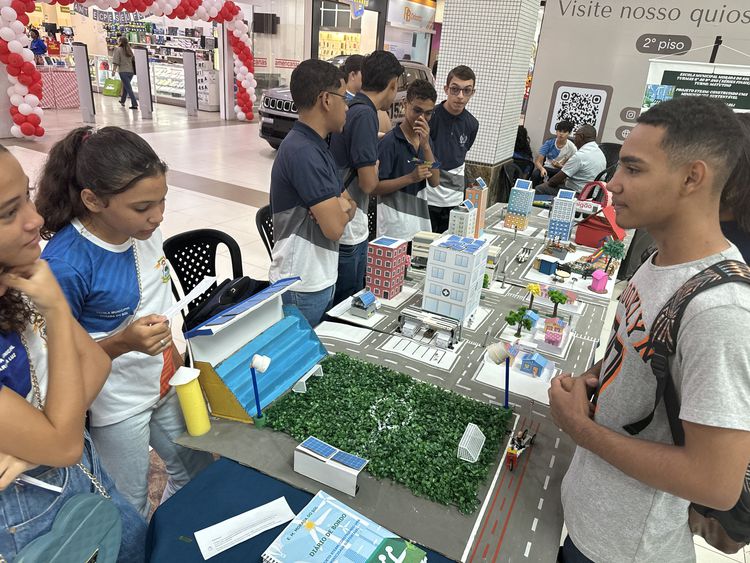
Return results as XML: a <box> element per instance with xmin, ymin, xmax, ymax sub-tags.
<box><xmin>376</xmin><ymin>79</ymin><xmax>440</xmax><ymax>241</ymax></box>
<box><xmin>427</xmin><ymin>65</ymin><xmax>479</xmax><ymax>233</ymax></box>
<box><xmin>330</xmin><ymin>51</ymin><xmax>404</xmax><ymax>305</ymax></box>
<box><xmin>269</xmin><ymin>59</ymin><xmax>356</xmax><ymax>326</ymax></box>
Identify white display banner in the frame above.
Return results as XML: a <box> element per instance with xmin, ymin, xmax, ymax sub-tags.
<box><xmin>525</xmin><ymin>0</ymin><xmax>750</xmax><ymax>147</ymax></box>
<box><xmin>387</xmin><ymin>0</ymin><xmax>436</xmax><ymax>32</ymax></box>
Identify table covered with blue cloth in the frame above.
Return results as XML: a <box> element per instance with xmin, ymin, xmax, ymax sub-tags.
<box><xmin>146</xmin><ymin>458</ymin><xmax>456</xmax><ymax>562</ymax></box>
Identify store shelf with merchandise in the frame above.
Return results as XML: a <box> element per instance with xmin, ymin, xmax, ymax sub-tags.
<box><xmin>103</xmin><ymin>21</ymin><xmax>219</xmax><ymax>110</ymax></box>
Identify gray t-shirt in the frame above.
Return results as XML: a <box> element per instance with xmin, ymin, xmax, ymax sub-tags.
<box><xmin>561</xmin><ymin>244</ymin><xmax>750</xmax><ymax>562</ymax></box>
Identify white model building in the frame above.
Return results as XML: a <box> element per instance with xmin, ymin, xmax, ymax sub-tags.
<box><xmin>548</xmin><ymin>189</ymin><xmax>577</xmax><ymax>241</ymax></box>
<box><xmin>421</xmin><ymin>234</ymin><xmax>489</xmax><ymax>322</ymax></box>
<box><xmin>504</xmin><ymin>179</ymin><xmax>535</xmax><ymax>230</ymax></box>
<box><xmin>448</xmin><ymin>199</ymin><xmax>478</xmax><ymax>238</ymax></box>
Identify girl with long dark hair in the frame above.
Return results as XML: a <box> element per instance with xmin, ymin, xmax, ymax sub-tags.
<box><xmin>36</xmin><ymin>126</ymin><xmax>212</xmax><ymax>519</ymax></box>
<box><xmin>112</xmin><ymin>36</ymin><xmax>138</xmax><ymax>109</ymax></box>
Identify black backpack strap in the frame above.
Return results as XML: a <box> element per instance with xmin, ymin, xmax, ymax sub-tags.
<box><xmin>624</xmin><ymin>260</ymin><xmax>750</xmax><ymax>443</ymax></box>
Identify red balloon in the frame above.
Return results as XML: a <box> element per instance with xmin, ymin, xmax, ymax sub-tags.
<box><xmin>24</xmin><ymin>0</ymin><xmax>35</xmax><ymax>12</ymax></box>
<box><xmin>12</xmin><ymin>113</ymin><xmax>26</xmax><ymax>125</ymax></box>
<box><xmin>18</xmin><ymin>74</ymin><xmax>33</xmax><ymax>85</ymax></box>
<box><xmin>11</xmin><ymin>0</ymin><xmax>25</xmax><ymax>13</ymax></box>
<box><xmin>30</xmin><ymin>85</ymin><xmax>43</xmax><ymax>97</ymax></box>
<box><xmin>0</xmin><ymin>54</ymin><xmax>10</xmax><ymax>65</ymax></box>
<box><xmin>26</xmin><ymin>113</ymin><xmax>41</xmax><ymax>126</ymax></box>
<box><xmin>7</xmin><ymin>65</ymin><xmax>20</xmax><ymax>77</ymax></box>
<box><xmin>20</xmin><ymin>122</ymin><xmax>35</xmax><ymax>136</ymax></box>
<box><xmin>35</xmin><ymin>126</ymin><xmax>44</xmax><ymax>137</ymax></box>
<box><xmin>17</xmin><ymin>12</ymin><xmax>29</xmax><ymax>25</ymax></box>
<box><xmin>8</xmin><ymin>53</ymin><xmax>23</xmax><ymax>67</ymax></box>
<box><xmin>9</xmin><ymin>106</ymin><xmax>18</xmax><ymax>116</ymax></box>
<box><xmin>0</xmin><ymin>41</ymin><xmax>8</xmax><ymax>55</ymax></box>
<box><xmin>21</xmin><ymin>61</ymin><xmax>35</xmax><ymax>74</ymax></box>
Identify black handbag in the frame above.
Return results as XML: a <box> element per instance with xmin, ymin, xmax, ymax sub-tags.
<box><xmin>183</xmin><ymin>276</ymin><xmax>269</xmax><ymax>331</ymax></box>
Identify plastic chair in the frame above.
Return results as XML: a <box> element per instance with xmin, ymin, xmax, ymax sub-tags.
<box><xmin>256</xmin><ymin>205</ymin><xmax>274</xmax><ymax>260</ymax></box>
<box><xmin>163</xmin><ymin>229</ymin><xmax>244</xmax><ymax>313</ymax></box>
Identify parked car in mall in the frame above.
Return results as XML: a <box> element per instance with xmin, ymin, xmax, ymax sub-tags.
<box><xmin>258</xmin><ymin>58</ymin><xmax>435</xmax><ymax>150</ymax></box>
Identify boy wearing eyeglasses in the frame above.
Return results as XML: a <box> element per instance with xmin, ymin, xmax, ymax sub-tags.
<box><xmin>269</xmin><ymin>59</ymin><xmax>356</xmax><ymax>327</ymax></box>
<box><xmin>427</xmin><ymin>65</ymin><xmax>480</xmax><ymax>233</ymax></box>
<box><xmin>376</xmin><ymin>79</ymin><xmax>440</xmax><ymax>242</ymax></box>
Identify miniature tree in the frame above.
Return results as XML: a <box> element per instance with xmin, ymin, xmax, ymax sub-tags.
<box><xmin>602</xmin><ymin>239</ymin><xmax>626</xmax><ymax>273</ymax></box>
<box><xmin>506</xmin><ymin>307</ymin><xmax>532</xmax><ymax>338</ymax></box>
<box><xmin>548</xmin><ymin>289</ymin><xmax>568</xmax><ymax>318</ymax></box>
<box><xmin>526</xmin><ymin>283</ymin><xmax>541</xmax><ymax>310</ymax></box>
<box><xmin>483</xmin><ymin>273</ymin><xmax>490</xmax><ymax>289</ymax></box>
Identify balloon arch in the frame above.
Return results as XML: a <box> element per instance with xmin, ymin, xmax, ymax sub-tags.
<box><xmin>0</xmin><ymin>0</ymin><xmax>255</xmax><ymax>139</ymax></box>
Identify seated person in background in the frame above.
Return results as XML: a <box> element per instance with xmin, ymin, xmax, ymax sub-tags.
<box><xmin>720</xmin><ymin>112</ymin><xmax>750</xmax><ymax>262</ymax></box>
<box><xmin>513</xmin><ymin>125</ymin><xmax>534</xmax><ymax>178</ymax></box>
<box><xmin>0</xmin><ymin>145</ymin><xmax>146</xmax><ymax>562</ymax></box>
<box><xmin>536</xmin><ymin>124</ymin><xmax>606</xmax><ymax>195</ymax></box>
<box><xmin>269</xmin><ymin>59</ymin><xmax>356</xmax><ymax>326</ymax></box>
<box><xmin>376</xmin><ymin>79</ymin><xmax>440</xmax><ymax>242</ymax></box>
<box><xmin>343</xmin><ymin>54</ymin><xmax>363</xmax><ymax>101</ymax></box>
<box><xmin>531</xmin><ymin>119</ymin><xmax>576</xmax><ymax>186</ymax></box>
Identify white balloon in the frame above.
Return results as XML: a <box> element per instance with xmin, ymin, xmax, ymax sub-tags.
<box><xmin>241</xmin><ymin>80</ymin><xmax>249</xmax><ymax>89</ymax></box>
<box><xmin>11</xmin><ymin>125</ymin><xmax>22</xmax><ymax>138</ymax></box>
<box><xmin>232</xmin><ymin>29</ymin><xmax>241</xmax><ymax>37</ymax></box>
<box><xmin>7</xmin><ymin>39</ymin><xmax>22</xmax><ymax>53</ymax></box>
<box><xmin>6</xmin><ymin>86</ymin><xmax>14</xmax><ymax>96</ymax></box>
<box><xmin>7</xmin><ymin>75</ymin><xmax>18</xmax><ymax>85</ymax></box>
<box><xmin>250</xmin><ymin>79</ymin><xmax>257</xmax><ymax>88</ymax></box>
<box><xmin>0</xmin><ymin>0</ymin><xmax>11</xmax><ymax>8</ymax></box>
<box><xmin>233</xmin><ymin>104</ymin><xmax>240</xmax><ymax>113</ymax></box>
<box><xmin>246</xmin><ymin>72</ymin><xmax>253</xmax><ymax>80</ymax></box>
<box><xmin>0</xmin><ymin>26</ymin><xmax>14</xmax><ymax>42</ymax></box>
<box><xmin>250</xmin><ymin>93</ymin><xmax>257</xmax><ymax>103</ymax></box>
<box><xmin>208</xmin><ymin>6</ymin><xmax>218</xmax><ymax>17</ymax></box>
<box><xmin>21</xmin><ymin>47</ymin><xmax>33</xmax><ymax>62</ymax></box>
<box><xmin>32</xmin><ymin>106</ymin><xmax>43</xmax><ymax>117</ymax></box>
<box><xmin>240</xmin><ymin>66</ymin><xmax>248</xmax><ymax>75</ymax></box>
<box><xmin>14</xmin><ymin>83</ymin><xmax>28</xmax><ymax>95</ymax></box>
<box><xmin>19</xmin><ymin>35</ymin><xmax>29</xmax><ymax>48</ymax></box>
<box><xmin>10</xmin><ymin>20</ymin><xmax>24</xmax><ymax>34</ymax></box>
<box><xmin>24</xmin><ymin>94</ymin><xmax>39</xmax><ymax>107</ymax></box>
<box><xmin>0</xmin><ymin>6</ymin><xmax>16</xmax><ymax>23</ymax></box>
<box><xmin>18</xmin><ymin>103</ymin><xmax>32</xmax><ymax>115</ymax></box>
<box><xmin>237</xmin><ymin>112</ymin><xmax>246</xmax><ymax>121</ymax></box>
<box><xmin>196</xmin><ymin>6</ymin><xmax>207</xmax><ymax>19</ymax></box>
<box><xmin>10</xmin><ymin>94</ymin><xmax>22</xmax><ymax>105</ymax></box>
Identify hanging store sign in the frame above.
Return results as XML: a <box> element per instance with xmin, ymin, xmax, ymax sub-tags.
<box><xmin>91</xmin><ymin>9</ymin><xmax>146</xmax><ymax>23</ymax></box>
<box><xmin>387</xmin><ymin>0</ymin><xmax>436</xmax><ymax>32</ymax></box>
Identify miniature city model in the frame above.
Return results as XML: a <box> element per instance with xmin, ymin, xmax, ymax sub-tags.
<box><xmin>466</xmin><ymin>177</ymin><xmax>489</xmax><ymax>238</ymax></box>
<box><xmin>421</xmin><ymin>234</ymin><xmax>489</xmax><ymax>323</ymax></box>
<box><xmin>504</xmin><ymin>179</ymin><xmax>534</xmax><ymax>230</ymax></box>
<box><xmin>448</xmin><ymin>199</ymin><xmax>478</xmax><ymax>237</ymax></box>
<box><xmin>410</xmin><ymin>231</ymin><xmax>441</xmax><ymax>269</ymax></box>
<box><xmin>366</xmin><ymin>236</ymin><xmax>409</xmax><ymax>300</ymax></box>
<box><xmin>548</xmin><ymin>189</ymin><xmax>577</xmax><ymax>242</ymax></box>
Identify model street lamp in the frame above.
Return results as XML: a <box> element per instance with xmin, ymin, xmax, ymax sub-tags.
<box><xmin>486</xmin><ymin>342</ymin><xmax>511</xmax><ymax>409</ymax></box>
<box><xmin>250</xmin><ymin>354</ymin><xmax>271</xmax><ymax>423</ymax></box>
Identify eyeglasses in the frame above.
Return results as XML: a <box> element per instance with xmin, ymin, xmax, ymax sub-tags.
<box><xmin>448</xmin><ymin>85</ymin><xmax>475</xmax><ymax>97</ymax></box>
<box><xmin>410</xmin><ymin>106</ymin><xmax>434</xmax><ymax>118</ymax></box>
<box><xmin>321</xmin><ymin>90</ymin><xmax>347</xmax><ymax>101</ymax></box>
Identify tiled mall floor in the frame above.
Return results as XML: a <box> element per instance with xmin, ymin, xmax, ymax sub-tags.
<box><xmin>6</xmin><ymin>97</ymin><xmax>750</xmax><ymax>562</ymax></box>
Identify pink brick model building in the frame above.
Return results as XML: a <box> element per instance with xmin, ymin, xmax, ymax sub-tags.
<box><xmin>589</xmin><ymin>269</ymin><xmax>608</xmax><ymax>294</ymax></box>
<box><xmin>366</xmin><ymin>237</ymin><xmax>409</xmax><ymax>300</ymax></box>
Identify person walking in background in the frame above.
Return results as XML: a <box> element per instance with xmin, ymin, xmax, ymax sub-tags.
<box><xmin>427</xmin><ymin>65</ymin><xmax>479</xmax><ymax>234</ymax></box>
<box><xmin>112</xmin><ymin>36</ymin><xmax>138</xmax><ymax>110</ymax></box>
<box><xmin>29</xmin><ymin>29</ymin><xmax>47</xmax><ymax>64</ymax></box>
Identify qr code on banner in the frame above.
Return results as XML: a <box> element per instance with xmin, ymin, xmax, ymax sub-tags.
<box><xmin>547</xmin><ymin>82</ymin><xmax>613</xmax><ymax>136</ymax></box>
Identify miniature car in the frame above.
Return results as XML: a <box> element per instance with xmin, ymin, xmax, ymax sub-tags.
<box><xmin>516</xmin><ymin>247</ymin><xmax>532</xmax><ymax>263</ymax></box>
<box><xmin>505</xmin><ymin>428</ymin><xmax>536</xmax><ymax>471</ymax></box>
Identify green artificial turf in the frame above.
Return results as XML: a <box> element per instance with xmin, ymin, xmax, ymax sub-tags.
<box><xmin>264</xmin><ymin>353</ymin><xmax>512</xmax><ymax>514</ymax></box>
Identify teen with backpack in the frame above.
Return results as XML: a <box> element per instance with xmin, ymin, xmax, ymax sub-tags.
<box><xmin>550</xmin><ymin>96</ymin><xmax>750</xmax><ymax>562</ymax></box>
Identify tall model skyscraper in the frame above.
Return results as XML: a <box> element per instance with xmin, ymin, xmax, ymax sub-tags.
<box><xmin>421</xmin><ymin>234</ymin><xmax>489</xmax><ymax>322</ymax></box>
<box><xmin>465</xmin><ymin>177</ymin><xmax>489</xmax><ymax>238</ymax></box>
<box><xmin>548</xmin><ymin>189</ymin><xmax>577</xmax><ymax>241</ymax></box>
<box><xmin>448</xmin><ymin>199</ymin><xmax>478</xmax><ymax>238</ymax></box>
<box><xmin>504</xmin><ymin>179</ymin><xmax>534</xmax><ymax>230</ymax></box>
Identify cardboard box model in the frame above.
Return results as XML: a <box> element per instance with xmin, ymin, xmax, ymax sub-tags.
<box><xmin>184</xmin><ymin>277</ymin><xmax>327</xmax><ymax>423</ymax></box>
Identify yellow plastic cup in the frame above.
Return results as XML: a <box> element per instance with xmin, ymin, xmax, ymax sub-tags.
<box><xmin>169</xmin><ymin>367</ymin><xmax>211</xmax><ymax>437</ymax></box>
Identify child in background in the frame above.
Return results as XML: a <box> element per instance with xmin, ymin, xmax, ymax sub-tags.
<box><xmin>36</xmin><ymin>126</ymin><xmax>213</xmax><ymax>518</ymax></box>
<box><xmin>0</xmin><ymin>144</ymin><xmax>146</xmax><ymax>562</ymax></box>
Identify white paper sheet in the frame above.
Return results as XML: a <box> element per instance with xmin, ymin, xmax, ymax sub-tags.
<box><xmin>193</xmin><ymin>496</ymin><xmax>295</xmax><ymax>560</ymax></box>
<box><xmin>163</xmin><ymin>276</ymin><xmax>217</xmax><ymax>320</ymax></box>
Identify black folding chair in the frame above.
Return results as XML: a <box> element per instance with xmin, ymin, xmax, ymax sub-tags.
<box><xmin>256</xmin><ymin>205</ymin><xmax>274</xmax><ymax>260</ymax></box>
